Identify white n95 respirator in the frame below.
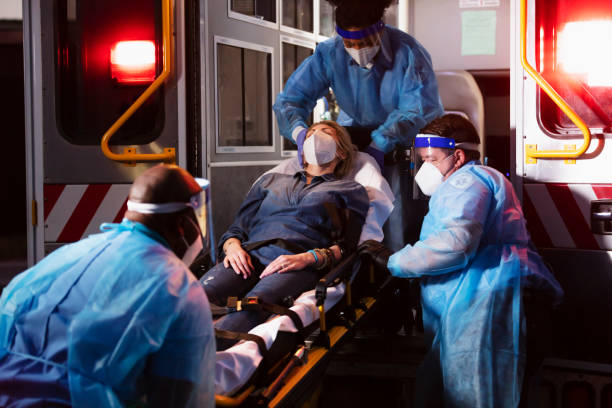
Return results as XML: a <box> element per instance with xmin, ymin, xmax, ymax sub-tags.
<box><xmin>303</xmin><ymin>131</ymin><xmax>337</xmax><ymax>166</ymax></box>
<box><xmin>414</xmin><ymin>162</ymin><xmax>445</xmax><ymax>196</ymax></box>
<box><xmin>345</xmin><ymin>44</ymin><xmax>380</xmax><ymax>68</ymax></box>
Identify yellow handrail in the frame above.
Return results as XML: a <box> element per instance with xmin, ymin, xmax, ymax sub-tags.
<box><xmin>100</xmin><ymin>0</ymin><xmax>176</xmax><ymax>164</ymax></box>
<box><xmin>520</xmin><ymin>0</ymin><xmax>591</xmax><ymax>160</ymax></box>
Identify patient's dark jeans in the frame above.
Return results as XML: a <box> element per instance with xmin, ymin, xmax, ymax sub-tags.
<box><xmin>200</xmin><ymin>257</ymin><xmax>318</xmax><ymax>350</ymax></box>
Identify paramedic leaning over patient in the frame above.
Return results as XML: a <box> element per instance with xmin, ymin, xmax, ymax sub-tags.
<box><xmin>273</xmin><ymin>0</ymin><xmax>443</xmax><ymax>249</ymax></box>
<box><xmin>0</xmin><ymin>165</ymin><xmax>215</xmax><ymax>408</ymax></box>
<box><xmin>361</xmin><ymin>114</ymin><xmax>563</xmax><ymax>407</ymax></box>
<box><xmin>274</xmin><ymin>0</ymin><xmax>443</xmax><ymax>168</ymax></box>
<box><xmin>201</xmin><ymin>122</ymin><xmax>369</xmax><ymax>345</ymax></box>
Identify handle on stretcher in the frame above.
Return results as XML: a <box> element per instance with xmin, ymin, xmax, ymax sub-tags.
<box><xmin>315</xmin><ymin>252</ymin><xmax>360</xmax><ymax>306</ymax></box>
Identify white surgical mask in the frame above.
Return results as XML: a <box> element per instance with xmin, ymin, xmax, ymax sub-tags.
<box><xmin>415</xmin><ymin>155</ymin><xmax>455</xmax><ymax>196</ymax></box>
<box><xmin>182</xmin><ymin>233</ymin><xmax>203</xmax><ymax>267</ymax></box>
<box><xmin>303</xmin><ymin>131</ymin><xmax>337</xmax><ymax>165</ymax></box>
<box><xmin>345</xmin><ymin>44</ymin><xmax>380</xmax><ymax>68</ymax></box>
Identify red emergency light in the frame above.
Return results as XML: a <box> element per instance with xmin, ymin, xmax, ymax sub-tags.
<box><xmin>557</xmin><ymin>20</ymin><xmax>612</xmax><ymax>87</ymax></box>
<box><xmin>110</xmin><ymin>40</ymin><xmax>156</xmax><ymax>84</ymax></box>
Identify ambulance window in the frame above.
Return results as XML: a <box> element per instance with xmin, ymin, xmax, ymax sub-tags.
<box><xmin>318</xmin><ymin>0</ymin><xmax>335</xmax><ymax>38</ymax></box>
<box><xmin>216</xmin><ymin>39</ymin><xmax>273</xmax><ymax>152</ymax></box>
<box><xmin>281</xmin><ymin>39</ymin><xmax>314</xmax><ymax>153</ymax></box>
<box><xmin>536</xmin><ymin>1</ymin><xmax>612</xmax><ymax>135</ymax></box>
<box><xmin>229</xmin><ymin>0</ymin><xmax>277</xmax><ymax>27</ymax></box>
<box><xmin>282</xmin><ymin>0</ymin><xmax>313</xmax><ymax>34</ymax></box>
<box><xmin>383</xmin><ymin>0</ymin><xmax>399</xmax><ymax>27</ymax></box>
<box><xmin>54</xmin><ymin>0</ymin><xmax>164</xmax><ymax>146</ymax></box>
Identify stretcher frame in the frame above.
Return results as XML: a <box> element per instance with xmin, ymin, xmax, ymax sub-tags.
<box><xmin>214</xmin><ymin>250</ymin><xmax>391</xmax><ymax>407</ymax></box>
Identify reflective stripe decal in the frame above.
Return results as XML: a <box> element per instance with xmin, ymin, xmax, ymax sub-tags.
<box><xmin>524</xmin><ymin>183</ymin><xmax>612</xmax><ymax>250</ymax></box>
<box><xmin>546</xmin><ymin>184</ymin><xmax>599</xmax><ymax>250</ymax></box>
<box><xmin>44</xmin><ymin>184</ymin><xmax>130</xmax><ymax>243</ymax></box>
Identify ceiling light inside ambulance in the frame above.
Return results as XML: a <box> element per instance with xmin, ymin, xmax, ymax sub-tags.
<box><xmin>110</xmin><ymin>41</ymin><xmax>156</xmax><ymax>84</ymax></box>
<box><xmin>557</xmin><ymin>20</ymin><xmax>612</xmax><ymax>87</ymax></box>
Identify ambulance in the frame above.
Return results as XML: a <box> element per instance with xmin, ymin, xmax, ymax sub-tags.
<box><xmin>20</xmin><ymin>0</ymin><xmax>612</xmax><ymax>405</ymax></box>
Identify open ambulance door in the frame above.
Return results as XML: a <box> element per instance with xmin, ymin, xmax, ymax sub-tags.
<box><xmin>512</xmin><ymin>0</ymin><xmax>612</xmax><ymax>402</ymax></box>
<box><xmin>23</xmin><ymin>0</ymin><xmax>199</xmax><ymax>265</ymax></box>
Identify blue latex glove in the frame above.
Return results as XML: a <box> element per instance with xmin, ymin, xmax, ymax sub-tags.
<box><xmin>363</xmin><ymin>145</ymin><xmax>385</xmax><ymax>169</ymax></box>
<box><xmin>296</xmin><ymin>128</ymin><xmax>307</xmax><ymax>167</ymax></box>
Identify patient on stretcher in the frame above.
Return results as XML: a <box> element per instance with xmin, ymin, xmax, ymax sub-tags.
<box><xmin>201</xmin><ymin>121</ymin><xmax>369</xmax><ymax>348</ymax></box>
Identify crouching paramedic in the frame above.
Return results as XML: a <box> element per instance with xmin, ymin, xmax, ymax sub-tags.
<box><xmin>361</xmin><ymin>114</ymin><xmax>563</xmax><ymax>407</ymax></box>
<box><xmin>0</xmin><ymin>165</ymin><xmax>215</xmax><ymax>408</ymax></box>
<box><xmin>201</xmin><ymin>121</ymin><xmax>369</xmax><ymax>347</ymax></box>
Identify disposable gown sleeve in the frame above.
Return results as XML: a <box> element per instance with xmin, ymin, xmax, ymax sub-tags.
<box><xmin>273</xmin><ymin>47</ymin><xmax>331</xmax><ymax>140</ymax></box>
<box><xmin>218</xmin><ymin>179</ymin><xmax>267</xmax><ymax>250</ymax></box>
<box><xmin>370</xmin><ymin>47</ymin><xmax>444</xmax><ymax>153</ymax></box>
<box><xmin>388</xmin><ymin>172</ymin><xmax>490</xmax><ymax>277</ymax></box>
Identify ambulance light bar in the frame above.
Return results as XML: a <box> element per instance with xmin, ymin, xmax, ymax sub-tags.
<box><xmin>558</xmin><ymin>20</ymin><xmax>612</xmax><ymax>87</ymax></box>
<box><xmin>110</xmin><ymin>40</ymin><xmax>156</xmax><ymax>84</ymax></box>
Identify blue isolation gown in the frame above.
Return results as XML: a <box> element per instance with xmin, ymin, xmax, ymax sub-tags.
<box><xmin>388</xmin><ymin>163</ymin><xmax>563</xmax><ymax>407</ymax></box>
<box><xmin>0</xmin><ymin>220</ymin><xmax>215</xmax><ymax>408</ymax></box>
<box><xmin>273</xmin><ymin>25</ymin><xmax>444</xmax><ymax>153</ymax></box>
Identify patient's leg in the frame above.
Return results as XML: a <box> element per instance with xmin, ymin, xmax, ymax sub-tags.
<box><xmin>200</xmin><ymin>259</ymin><xmax>264</xmax><ymax>306</ymax></box>
<box><xmin>214</xmin><ymin>269</ymin><xmax>318</xmax><ymax>349</ymax></box>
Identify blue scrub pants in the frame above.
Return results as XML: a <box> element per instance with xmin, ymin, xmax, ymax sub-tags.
<box><xmin>201</xmin><ymin>256</ymin><xmax>318</xmax><ymax>350</ymax></box>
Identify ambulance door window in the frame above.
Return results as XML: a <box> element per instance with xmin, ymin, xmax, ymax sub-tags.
<box><xmin>383</xmin><ymin>0</ymin><xmax>399</xmax><ymax>27</ymax></box>
<box><xmin>229</xmin><ymin>0</ymin><xmax>277</xmax><ymax>28</ymax></box>
<box><xmin>281</xmin><ymin>0</ymin><xmax>314</xmax><ymax>35</ymax></box>
<box><xmin>216</xmin><ymin>38</ymin><xmax>273</xmax><ymax>152</ymax></box>
<box><xmin>536</xmin><ymin>0</ymin><xmax>612</xmax><ymax>135</ymax></box>
<box><xmin>54</xmin><ymin>0</ymin><xmax>164</xmax><ymax>146</ymax></box>
<box><xmin>280</xmin><ymin>38</ymin><xmax>313</xmax><ymax>154</ymax></box>
<box><xmin>318</xmin><ymin>0</ymin><xmax>334</xmax><ymax>38</ymax></box>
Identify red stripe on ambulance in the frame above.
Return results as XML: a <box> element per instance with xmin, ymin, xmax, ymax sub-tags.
<box><xmin>44</xmin><ymin>184</ymin><xmax>131</xmax><ymax>243</ymax></box>
<box><xmin>546</xmin><ymin>184</ymin><xmax>600</xmax><ymax>250</ymax></box>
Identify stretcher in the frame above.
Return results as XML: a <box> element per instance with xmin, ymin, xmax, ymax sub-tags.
<box><xmin>212</xmin><ymin>250</ymin><xmax>392</xmax><ymax>407</ymax></box>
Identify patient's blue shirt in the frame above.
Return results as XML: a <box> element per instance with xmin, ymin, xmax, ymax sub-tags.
<box><xmin>220</xmin><ymin>171</ymin><xmax>369</xmax><ymax>264</ymax></box>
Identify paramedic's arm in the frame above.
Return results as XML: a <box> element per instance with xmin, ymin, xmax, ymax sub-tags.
<box><xmin>370</xmin><ymin>49</ymin><xmax>444</xmax><ymax>153</ymax></box>
<box><xmin>148</xmin><ymin>279</ymin><xmax>215</xmax><ymax>407</ymax></box>
<box><xmin>273</xmin><ymin>46</ymin><xmax>331</xmax><ymax>141</ymax></box>
<box><xmin>388</xmin><ymin>174</ymin><xmax>491</xmax><ymax>277</ymax></box>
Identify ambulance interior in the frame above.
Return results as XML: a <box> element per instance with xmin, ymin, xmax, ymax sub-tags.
<box><xmin>1</xmin><ymin>0</ymin><xmax>612</xmax><ymax>406</ymax></box>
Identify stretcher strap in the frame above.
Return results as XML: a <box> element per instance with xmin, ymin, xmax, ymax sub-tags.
<box><xmin>214</xmin><ymin>328</ymin><xmax>269</xmax><ymax>362</ymax></box>
<box><xmin>227</xmin><ymin>297</ymin><xmax>306</xmax><ymax>340</ymax></box>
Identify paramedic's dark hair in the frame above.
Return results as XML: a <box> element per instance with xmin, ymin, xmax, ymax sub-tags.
<box><xmin>419</xmin><ymin>114</ymin><xmax>481</xmax><ymax>162</ymax></box>
<box><xmin>327</xmin><ymin>0</ymin><xmax>393</xmax><ymax>30</ymax></box>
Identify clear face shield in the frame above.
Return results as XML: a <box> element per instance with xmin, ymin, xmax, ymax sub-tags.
<box><xmin>413</xmin><ymin>135</ymin><xmax>457</xmax><ymax>196</ymax></box>
<box><xmin>337</xmin><ymin>20</ymin><xmax>385</xmax><ymax>68</ymax></box>
<box><xmin>126</xmin><ymin>178</ymin><xmax>216</xmax><ymax>265</ymax></box>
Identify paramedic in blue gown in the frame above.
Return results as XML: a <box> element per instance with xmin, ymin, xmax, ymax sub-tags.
<box><xmin>273</xmin><ymin>0</ymin><xmax>444</xmax><ymax>249</ymax></box>
<box><xmin>361</xmin><ymin>114</ymin><xmax>564</xmax><ymax>407</ymax></box>
<box><xmin>201</xmin><ymin>122</ymin><xmax>369</xmax><ymax>347</ymax></box>
<box><xmin>0</xmin><ymin>165</ymin><xmax>215</xmax><ymax>408</ymax></box>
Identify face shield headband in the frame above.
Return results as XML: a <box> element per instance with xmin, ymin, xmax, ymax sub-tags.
<box><xmin>415</xmin><ymin>133</ymin><xmax>480</xmax><ymax>152</ymax></box>
<box><xmin>336</xmin><ymin>20</ymin><xmax>384</xmax><ymax>40</ymax></box>
<box><xmin>126</xmin><ymin>178</ymin><xmax>215</xmax><ymax>263</ymax></box>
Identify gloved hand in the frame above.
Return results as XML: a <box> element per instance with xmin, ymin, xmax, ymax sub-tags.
<box><xmin>363</xmin><ymin>145</ymin><xmax>385</xmax><ymax>170</ymax></box>
<box><xmin>358</xmin><ymin>240</ymin><xmax>393</xmax><ymax>271</ymax></box>
<box><xmin>296</xmin><ymin>128</ymin><xmax>307</xmax><ymax>167</ymax></box>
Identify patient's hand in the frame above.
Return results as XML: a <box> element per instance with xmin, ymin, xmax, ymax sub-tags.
<box><xmin>223</xmin><ymin>239</ymin><xmax>254</xmax><ymax>279</ymax></box>
<box><xmin>260</xmin><ymin>253</ymin><xmax>315</xmax><ymax>278</ymax></box>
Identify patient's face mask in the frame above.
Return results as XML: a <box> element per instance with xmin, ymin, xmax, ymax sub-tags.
<box><xmin>303</xmin><ymin>131</ymin><xmax>337</xmax><ymax>166</ymax></box>
<box><xmin>126</xmin><ymin>178</ymin><xmax>215</xmax><ymax>265</ymax></box>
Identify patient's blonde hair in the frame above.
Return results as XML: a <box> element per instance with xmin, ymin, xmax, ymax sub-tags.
<box><xmin>309</xmin><ymin>120</ymin><xmax>356</xmax><ymax>179</ymax></box>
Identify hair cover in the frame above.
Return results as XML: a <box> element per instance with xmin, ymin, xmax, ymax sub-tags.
<box><xmin>326</xmin><ymin>0</ymin><xmax>393</xmax><ymax>29</ymax></box>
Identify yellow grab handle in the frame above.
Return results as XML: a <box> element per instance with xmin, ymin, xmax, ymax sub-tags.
<box><xmin>100</xmin><ymin>0</ymin><xmax>176</xmax><ymax>164</ymax></box>
<box><xmin>520</xmin><ymin>0</ymin><xmax>591</xmax><ymax>160</ymax></box>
